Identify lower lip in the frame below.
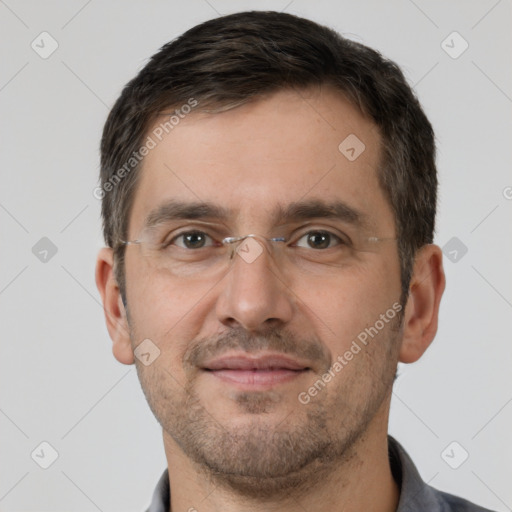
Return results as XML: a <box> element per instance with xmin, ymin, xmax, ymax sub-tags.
<box><xmin>206</xmin><ymin>368</ymin><xmax>307</xmax><ymax>388</ymax></box>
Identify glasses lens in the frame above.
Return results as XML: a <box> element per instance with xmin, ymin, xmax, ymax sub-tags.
<box><xmin>132</xmin><ymin>227</ymin><xmax>394</xmax><ymax>278</ymax></box>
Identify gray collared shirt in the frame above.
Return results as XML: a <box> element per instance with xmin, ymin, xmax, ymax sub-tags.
<box><xmin>145</xmin><ymin>436</ymin><xmax>495</xmax><ymax>512</ymax></box>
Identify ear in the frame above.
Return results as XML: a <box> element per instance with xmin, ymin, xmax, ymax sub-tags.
<box><xmin>399</xmin><ymin>244</ymin><xmax>446</xmax><ymax>363</ymax></box>
<box><xmin>95</xmin><ymin>248</ymin><xmax>134</xmax><ymax>365</ymax></box>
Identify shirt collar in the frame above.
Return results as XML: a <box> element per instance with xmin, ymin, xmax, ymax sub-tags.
<box><xmin>388</xmin><ymin>435</ymin><xmax>442</xmax><ymax>511</ymax></box>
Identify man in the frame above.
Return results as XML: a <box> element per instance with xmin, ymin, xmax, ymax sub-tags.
<box><xmin>95</xmin><ymin>11</ymin><xmax>494</xmax><ymax>512</ymax></box>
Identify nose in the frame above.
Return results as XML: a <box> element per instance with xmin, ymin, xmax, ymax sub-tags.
<box><xmin>215</xmin><ymin>237</ymin><xmax>294</xmax><ymax>332</ymax></box>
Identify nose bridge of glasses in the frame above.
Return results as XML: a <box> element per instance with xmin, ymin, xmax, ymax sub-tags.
<box><xmin>222</xmin><ymin>234</ymin><xmax>286</xmax><ymax>262</ymax></box>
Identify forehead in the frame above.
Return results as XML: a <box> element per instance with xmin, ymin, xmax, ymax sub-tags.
<box><xmin>128</xmin><ymin>86</ymin><xmax>395</xmax><ymax>236</ymax></box>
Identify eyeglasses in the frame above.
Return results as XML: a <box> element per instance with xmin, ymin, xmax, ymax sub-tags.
<box><xmin>119</xmin><ymin>224</ymin><xmax>396</xmax><ymax>279</ymax></box>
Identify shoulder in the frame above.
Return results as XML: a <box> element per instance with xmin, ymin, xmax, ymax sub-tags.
<box><xmin>388</xmin><ymin>436</ymin><xmax>496</xmax><ymax>512</ymax></box>
<box><xmin>433</xmin><ymin>487</ymin><xmax>496</xmax><ymax>512</ymax></box>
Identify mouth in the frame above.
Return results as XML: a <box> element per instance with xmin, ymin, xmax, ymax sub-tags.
<box><xmin>201</xmin><ymin>353</ymin><xmax>311</xmax><ymax>389</ymax></box>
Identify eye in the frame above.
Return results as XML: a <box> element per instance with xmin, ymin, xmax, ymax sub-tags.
<box><xmin>170</xmin><ymin>231</ymin><xmax>216</xmax><ymax>249</ymax></box>
<box><xmin>294</xmin><ymin>230</ymin><xmax>345</xmax><ymax>250</ymax></box>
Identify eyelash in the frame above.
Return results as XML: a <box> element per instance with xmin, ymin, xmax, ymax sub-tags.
<box><xmin>164</xmin><ymin>229</ymin><xmax>350</xmax><ymax>250</ymax></box>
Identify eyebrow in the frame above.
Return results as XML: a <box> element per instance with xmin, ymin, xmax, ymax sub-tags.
<box><xmin>274</xmin><ymin>199</ymin><xmax>371</xmax><ymax>230</ymax></box>
<box><xmin>142</xmin><ymin>198</ymin><xmax>372</xmax><ymax>231</ymax></box>
<box><xmin>144</xmin><ymin>201</ymin><xmax>230</xmax><ymax>229</ymax></box>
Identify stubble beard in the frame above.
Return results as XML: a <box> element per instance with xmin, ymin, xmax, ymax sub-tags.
<box><xmin>133</xmin><ymin>315</ymin><xmax>403</xmax><ymax>499</ymax></box>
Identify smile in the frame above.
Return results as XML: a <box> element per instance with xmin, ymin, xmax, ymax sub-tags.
<box><xmin>202</xmin><ymin>353</ymin><xmax>311</xmax><ymax>389</ymax></box>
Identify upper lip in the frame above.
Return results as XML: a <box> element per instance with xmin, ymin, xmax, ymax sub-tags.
<box><xmin>202</xmin><ymin>353</ymin><xmax>310</xmax><ymax>371</ymax></box>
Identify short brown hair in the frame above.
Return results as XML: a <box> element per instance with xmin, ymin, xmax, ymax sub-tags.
<box><xmin>100</xmin><ymin>10</ymin><xmax>437</xmax><ymax>305</ymax></box>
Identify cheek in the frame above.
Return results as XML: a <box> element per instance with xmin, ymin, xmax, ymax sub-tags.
<box><xmin>125</xmin><ymin>264</ymin><xmax>215</xmax><ymax>362</ymax></box>
<box><xmin>292</xmin><ymin>262</ymin><xmax>399</xmax><ymax>354</ymax></box>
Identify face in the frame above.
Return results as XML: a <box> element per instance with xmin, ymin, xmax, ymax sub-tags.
<box><xmin>123</xmin><ymin>87</ymin><xmax>404</xmax><ymax>494</ymax></box>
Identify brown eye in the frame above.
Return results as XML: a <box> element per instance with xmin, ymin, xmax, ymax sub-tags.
<box><xmin>173</xmin><ymin>231</ymin><xmax>213</xmax><ymax>249</ymax></box>
<box><xmin>295</xmin><ymin>231</ymin><xmax>343</xmax><ymax>250</ymax></box>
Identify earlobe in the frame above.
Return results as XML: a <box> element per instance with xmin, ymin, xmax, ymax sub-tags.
<box><xmin>399</xmin><ymin>244</ymin><xmax>446</xmax><ymax>364</ymax></box>
<box><xmin>95</xmin><ymin>248</ymin><xmax>134</xmax><ymax>365</ymax></box>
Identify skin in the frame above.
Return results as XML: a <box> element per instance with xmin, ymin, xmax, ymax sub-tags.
<box><xmin>96</xmin><ymin>86</ymin><xmax>445</xmax><ymax>512</ymax></box>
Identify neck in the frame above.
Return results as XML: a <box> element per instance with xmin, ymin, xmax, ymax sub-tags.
<box><xmin>162</xmin><ymin>414</ymin><xmax>399</xmax><ymax>512</ymax></box>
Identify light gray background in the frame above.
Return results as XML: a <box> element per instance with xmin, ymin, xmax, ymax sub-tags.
<box><xmin>1</xmin><ymin>0</ymin><xmax>511</xmax><ymax>510</ymax></box>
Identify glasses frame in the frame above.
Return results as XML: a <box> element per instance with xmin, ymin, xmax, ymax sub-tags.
<box><xmin>119</xmin><ymin>231</ymin><xmax>396</xmax><ymax>261</ymax></box>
